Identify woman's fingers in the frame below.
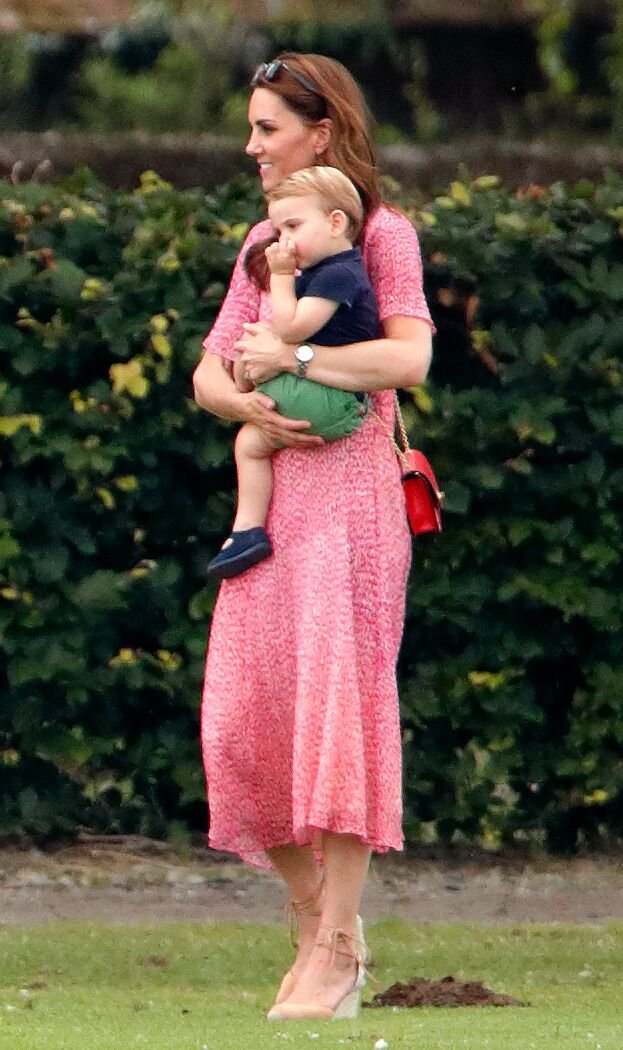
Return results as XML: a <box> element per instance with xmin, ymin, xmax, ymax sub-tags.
<box><xmin>243</xmin><ymin>392</ymin><xmax>323</xmax><ymax>445</ymax></box>
<box><xmin>234</xmin><ymin>326</ymin><xmax>290</xmax><ymax>384</ymax></box>
<box><xmin>264</xmin><ymin>427</ymin><xmax>324</xmax><ymax>447</ymax></box>
<box><xmin>241</xmin><ymin>320</ymin><xmax>271</xmax><ymax>336</ymax></box>
<box><xmin>251</xmin><ymin>400</ymin><xmax>312</xmax><ymax>430</ymax></box>
<box><xmin>252</xmin><ymin>391</ymin><xmax>277</xmax><ymax>411</ymax></box>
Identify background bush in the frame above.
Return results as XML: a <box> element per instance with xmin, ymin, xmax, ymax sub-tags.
<box><xmin>407</xmin><ymin>172</ymin><xmax>623</xmax><ymax>852</ymax></box>
<box><xmin>0</xmin><ymin>169</ymin><xmax>262</xmax><ymax>840</ymax></box>
<box><xmin>1</xmin><ymin>169</ymin><xmax>622</xmax><ymax>851</ymax></box>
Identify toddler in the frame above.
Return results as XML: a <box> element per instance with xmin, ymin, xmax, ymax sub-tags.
<box><xmin>207</xmin><ymin>166</ymin><xmax>380</xmax><ymax>581</ymax></box>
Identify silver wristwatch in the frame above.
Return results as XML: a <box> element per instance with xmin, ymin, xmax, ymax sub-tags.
<box><xmin>294</xmin><ymin>343</ymin><xmax>314</xmax><ymax>378</ymax></box>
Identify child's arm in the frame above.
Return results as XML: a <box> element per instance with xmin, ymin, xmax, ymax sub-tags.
<box><xmin>266</xmin><ymin>239</ymin><xmax>339</xmax><ymax>344</ymax></box>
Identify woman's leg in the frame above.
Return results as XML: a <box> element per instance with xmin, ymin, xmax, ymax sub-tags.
<box><xmin>321</xmin><ymin>832</ymin><xmax>371</xmax><ymax>932</ymax></box>
<box><xmin>266</xmin><ymin>843</ymin><xmax>322</xmax><ymax>902</ymax></box>
<box><xmin>279</xmin><ymin>833</ymin><xmax>371</xmax><ymax>1010</ymax></box>
<box><xmin>266</xmin><ymin>844</ymin><xmax>325</xmax><ymax>1000</ymax></box>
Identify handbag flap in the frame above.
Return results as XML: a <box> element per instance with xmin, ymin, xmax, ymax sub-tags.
<box><xmin>401</xmin><ymin>449</ymin><xmax>442</xmax><ymax>507</ymax></box>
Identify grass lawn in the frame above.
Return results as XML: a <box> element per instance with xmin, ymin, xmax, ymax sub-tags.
<box><xmin>0</xmin><ymin>920</ymin><xmax>621</xmax><ymax>1050</ymax></box>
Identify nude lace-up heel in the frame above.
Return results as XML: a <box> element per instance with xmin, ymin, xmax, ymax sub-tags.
<box><xmin>271</xmin><ymin>877</ymin><xmax>325</xmax><ymax>1008</ymax></box>
<box><xmin>267</xmin><ymin>923</ymin><xmax>368</xmax><ymax>1022</ymax></box>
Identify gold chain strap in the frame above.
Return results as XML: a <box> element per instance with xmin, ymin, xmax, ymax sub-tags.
<box><xmin>370</xmin><ymin>391</ymin><xmax>411</xmax><ymax>470</ymax></box>
<box><xmin>393</xmin><ymin>391</ymin><xmax>411</xmax><ymax>455</ymax></box>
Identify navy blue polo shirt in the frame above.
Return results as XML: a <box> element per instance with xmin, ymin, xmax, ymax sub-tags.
<box><xmin>295</xmin><ymin>247</ymin><xmax>380</xmax><ymax>346</ymax></box>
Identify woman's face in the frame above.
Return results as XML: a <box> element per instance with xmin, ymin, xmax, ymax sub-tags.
<box><xmin>246</xmin><ymin>88</ymin><xmax>325</xmax><ymax>193</ymax></box>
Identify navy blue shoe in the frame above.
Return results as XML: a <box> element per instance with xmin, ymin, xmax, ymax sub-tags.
<box><xmin>206</xmin><ymin>527</ymin><xmax>272</xmax><ymax>581</ymax></box>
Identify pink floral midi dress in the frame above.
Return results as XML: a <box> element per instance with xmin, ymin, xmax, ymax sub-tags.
<box><xmin>201</xmin><ymin>205</ymin><xmax>432</xmax><ymax>868</ymax></box>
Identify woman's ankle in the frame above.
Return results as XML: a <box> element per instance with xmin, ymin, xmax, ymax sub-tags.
<box><xmin>290</xmin><ymin>873</ymin><xmax>325</xmax><ymax>911</ymax></box>
<box><xmin>317</xmin><ymin>915</ymin><xmax>359</xmax><ymax>939</ymax></box>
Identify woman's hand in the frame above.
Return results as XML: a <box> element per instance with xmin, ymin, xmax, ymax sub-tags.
<box><xmin>242</xmin><ymin>389</ymin><xmax>324</xmax><ymax>448</ymax></box>
<box><xmin>235</xmin><ymin>321</ymin><xmax>293</xmax><ymax>385</ymax></box>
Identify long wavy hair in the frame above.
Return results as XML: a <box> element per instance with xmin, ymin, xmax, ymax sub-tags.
<box><xmin>245</xmin><ymin>52</ymin><xmax>383</xmax><ymax>288</ymax></box>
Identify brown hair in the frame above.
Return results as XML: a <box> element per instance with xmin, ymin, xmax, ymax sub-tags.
<box><xmin>245</xmin><ymin>52</ymin><xmax>383</xmax><ymax>287</ymax></box>
<box><xmin>266</xmin><ymin>166</ymin><xmax>364</xmax><ymax>242</ymax></box>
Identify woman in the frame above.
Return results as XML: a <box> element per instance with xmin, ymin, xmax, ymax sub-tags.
<box><xmin>193</xmin><ymin>52</ymin><xmax>433</xmax><ymax>1021</ymax></box>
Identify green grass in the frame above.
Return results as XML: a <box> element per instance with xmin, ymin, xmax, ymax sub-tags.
<box><xmin>0</xmin><ymin>921</ymin><xmax>621</xmax><ymax>1050</ymax></box>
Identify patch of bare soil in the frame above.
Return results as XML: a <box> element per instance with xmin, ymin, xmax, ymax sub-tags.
<box><xmin>1</xmin><ymin>836</ymin><xmax>622</xmax><ymax>926</ymax></box>
<box><xmin>365</xmin><ymin>975</ymin><xmax>530</xmax><ymax>1009</ymax></box>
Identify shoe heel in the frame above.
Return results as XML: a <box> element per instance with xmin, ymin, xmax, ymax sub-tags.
<box><xmin>333</xmin><ymin>987</ymin><xmax>361</xmax><ymax>1020</ymax></box>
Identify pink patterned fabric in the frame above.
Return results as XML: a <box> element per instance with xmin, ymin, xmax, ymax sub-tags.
<box><xmin>201</xmin><ymin>205</ymin><xmax>433</xmax><ymax>868</ymax></box>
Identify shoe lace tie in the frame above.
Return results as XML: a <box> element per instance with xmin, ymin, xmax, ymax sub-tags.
<box><xmin>313</xmin><ymin>925</ymin><xmax>372</xmax><ymax>989</ymax></box>
<box><xmin>285</xmin><ymin>876</ymin><xmax>324</xmax><ymax>949</ymax></box>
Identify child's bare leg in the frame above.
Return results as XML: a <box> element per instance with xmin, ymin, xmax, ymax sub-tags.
<box><xmin>232</xmin><ymin>422</ymin><xmax>278</xmax><ymax>531</ymax></box>
<box><xmin>206</xmin><ymin>424</ymin><xmax>278</xmax><ymax>580</ymax></box>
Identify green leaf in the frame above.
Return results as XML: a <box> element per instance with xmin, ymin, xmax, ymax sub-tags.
<box><xmin>72</xmin><ymin>571</ymin><xmax>127</xmax><ymax>611</ymax></box>
<box><xmin>45</xmin><ymin>259</ymin><xmax>88</xmax><ymax>305</ymax></box>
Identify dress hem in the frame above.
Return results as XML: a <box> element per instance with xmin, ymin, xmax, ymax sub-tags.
<box><xmin>206</xmin><ymin>823</ymin><xmax>404</xmax><ymax>871</ymax></box>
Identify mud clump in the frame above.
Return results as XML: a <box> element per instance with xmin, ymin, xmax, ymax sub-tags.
<box><xmin>364</xmin><ymin>975</ymin><xmax>530</xmax><ymax>1009</ymax></box>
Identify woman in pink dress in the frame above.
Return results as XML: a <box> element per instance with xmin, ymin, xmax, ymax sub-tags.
<box><xmin>193</xmin><ymin>52</ymin><xmax>433</xmax><ymax>1021</ymax></box>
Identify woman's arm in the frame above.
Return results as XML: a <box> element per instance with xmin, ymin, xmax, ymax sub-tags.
<box><xmin>193</xmin><ymin>351</ymin><xmax>250</xmax><ymax>420</ymax></box>
<box><xmin>236</xmin><ymin>315</ymin><xmax>432</xmax><ymax>391</ymax></box>
<box><xmin>307</xmin><ymin>315</ymin><xmax>432</xmax><ymax>389</ymax></box>
<box><xmin>192</xmin><ymin>351</ymin><xmax>324</xmax><ymax>446</ymax></box>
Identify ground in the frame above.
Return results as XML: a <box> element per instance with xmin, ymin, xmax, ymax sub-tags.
<box><xmin>1</xmin><ymin>837</ymin><xmax>622</xmax><ymax>926</ymax></box>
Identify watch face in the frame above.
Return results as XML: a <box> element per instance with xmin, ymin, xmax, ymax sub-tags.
<box><xmin>296</xmin><ymin>345</ymin><xmax>314</xmax><ymax>363</ymax></box>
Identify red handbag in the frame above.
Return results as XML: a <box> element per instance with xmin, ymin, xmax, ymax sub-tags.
<box><xmin>376</xmin><ymin>393</ymin><xmax>443</xmax><ymax>536</ymax></box>
<box><xmin>400</xmin><ymin>447</ymin><xmax>443</xmax><ymax>535</ymax></box>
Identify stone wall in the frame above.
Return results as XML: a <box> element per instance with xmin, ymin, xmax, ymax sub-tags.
<box><xmin>2</xmin><ymin>131</ymin><xmax>623</xmax><ymax>194</ymax></box>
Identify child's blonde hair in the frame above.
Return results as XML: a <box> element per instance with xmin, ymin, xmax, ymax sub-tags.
<box><xmin>266</xmin><ymin>166</ymin><xmax>364</xmax><ymax>242</ymax></box>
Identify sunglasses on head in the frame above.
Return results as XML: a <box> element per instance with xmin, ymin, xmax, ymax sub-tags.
<box><xmin>250</xmin><ymin>59</ymin><xmax>323</xmax><ymax>98</ymax></box>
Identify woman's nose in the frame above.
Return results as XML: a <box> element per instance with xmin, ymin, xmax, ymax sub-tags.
<box><xmin>245</xmin><ymin>130</ymin><xmax>261</xmax><ymax>156</ymax></box>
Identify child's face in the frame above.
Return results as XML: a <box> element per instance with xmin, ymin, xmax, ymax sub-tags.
<box><xmin>267</xmin><ymin>193</ymin><xmax>348</xmax><ymax>269</ymax></box>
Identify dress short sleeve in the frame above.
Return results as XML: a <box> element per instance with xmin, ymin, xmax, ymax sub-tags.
<box><xmin>361</xmin><ymin>207</ymin><xmax>434</xmax><ymax>329</ymax></box>
<box><xmin>201</xmin><ymin>219</ymin><xmax>272</xmax><ymax>362</ymax></box>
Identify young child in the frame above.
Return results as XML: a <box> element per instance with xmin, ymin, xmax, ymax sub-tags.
<box><xmin>206</xmin><ymin>166</ymin><xmax>380</xmax><ymax>581</ymax></box>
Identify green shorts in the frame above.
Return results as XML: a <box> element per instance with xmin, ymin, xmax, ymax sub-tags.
<box><xmin>258</xmin><ymin>373</ymin><xmax>367</xmax><ymax>441</ymax></box>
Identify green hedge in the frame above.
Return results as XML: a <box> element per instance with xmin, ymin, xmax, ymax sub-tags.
<box><xmin>0</xmin><ymin>169</ymin><xmax>263</xmax><ymax>841</ymax></box>
<box><xmin>1</xmin><ymin>169</ymin><xmax>622</xmax><ymax>851</ymax></box>
<box><xmin>407</xmin><ymin>173</ymin><xmax>623</xmax><ymax>852</ymax></box>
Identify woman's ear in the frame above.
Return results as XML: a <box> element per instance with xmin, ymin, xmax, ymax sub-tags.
<box><xmin>329</xmin><ymin>209</ymin><xmax>349</xmax><ymax>237</ymax></box>
<box><xmin>313</xmin><ymin>118</ymin><xmax>332</xmax><ymax>157</ymax></box>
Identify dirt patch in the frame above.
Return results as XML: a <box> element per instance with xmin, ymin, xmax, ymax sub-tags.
<box><xmin>365</xmin><ymin>974</ymin><xmax>530</xmax><ymax>1009</ymax></box>
<box><xmin>1</xmin><ymin>837</ymin><xmax>623</xmax><ymax>926</ymax></box>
